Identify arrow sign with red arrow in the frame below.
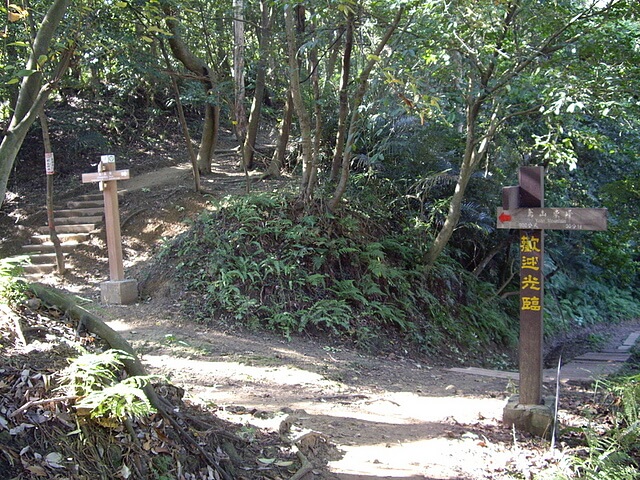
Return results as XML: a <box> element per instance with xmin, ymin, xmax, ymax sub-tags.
<box><xmin>498</xmin><ymin>212</ymin><xmax>512</xmax><ymax>223</ymax></box>
<box><xmin>496</xmin><ymin>207</ymin><xmax>607</xmax><ymax>231</ymax></box>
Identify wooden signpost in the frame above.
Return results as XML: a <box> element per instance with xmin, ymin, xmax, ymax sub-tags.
<box><xmin>498</xmin><ymin>166</ymin><xmax>607</xmax><ymax>435</ymax></box>
<box><xmin>82</xmin><ymin>155</ymin><xmax>138</xmax><ymax>305</ymax></box>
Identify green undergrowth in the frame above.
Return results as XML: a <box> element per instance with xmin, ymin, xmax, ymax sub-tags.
<box><xmin>565</xmin><ymin>372</ymin><xmax>640</xmax><ymax>479</ymax></box>
<box><xmin>156</xmin><ymin>191</ymin><xmax>517</xmax><ymax>364</ymax></box>
<box><xmin>544</xmin><ymin>268</ymin><xmax>640</xmax><ymax>339</ymax></box>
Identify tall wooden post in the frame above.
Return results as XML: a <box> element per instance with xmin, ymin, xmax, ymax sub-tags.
<box><xmin>498</xmin><ymin>166</ymin><xmax>607</xmax><ymax>436</ymax></box>
<box><xmin>82</xmin><ymin>155</ymin><xmax>138</xmax><ymax>304</ymax></box>
<box><xmin>101</xmin><ymin>158</ymin><xmax>125</xmax><ymax>281</ymax></box>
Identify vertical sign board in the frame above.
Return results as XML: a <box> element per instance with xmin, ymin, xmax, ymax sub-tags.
<box><xmin>519</xmin><ymin>229</ymin><xmax>544</xmax><ymax>405</ymax></box>
<box><xmin>497</xmin><ymin>167</ymin><xmax>607</xmax><ymax>409</ymax></box>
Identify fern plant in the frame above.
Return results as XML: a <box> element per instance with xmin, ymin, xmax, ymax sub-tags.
<box><xmin>75</xmin><ymin>376</ymin><xmax>156</xmax><ymax>427</ymax></box>
<box><xmin>0</xmin><ymin>256</ymin><xmax>29</xmax><ymax>305</ymax></box>
<box><xmin>59</xmin><ymin>349</ymin><xmax>158</xmax><ymax>426</ymax></box>
<box><xmin>160</xmin><ymin>191</ymin><xmax>519</xmax><ymax>359</ymax></box>
<box><xmin>567</xmin><ymin>374</ymin><xmax>640</xmax><ymax>480</ymax></box>
<box><xmin>59</xmin><ymin>349</ymin><xmax>131</xmax><ymax>396</ymax></box>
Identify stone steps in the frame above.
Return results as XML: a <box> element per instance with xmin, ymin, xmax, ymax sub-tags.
<box><xmin>20</xmin><ymin>194</ymin><xmax>105</xmax><ymax>278</ymax></box>
<box><xmin>25</xmin><ymin>253</ymin><xmax>58</xmax><ymax>264</ymax></box>
<box><xmin>37</xmin><ymin>224</ymin><xmax>98</xmax><ymax>234</ymax></box>
<box><xmin>66</xmin><ymin>200</ymin><xmax>105</xmax><ymax>209</ymax></box>
<box><xmin>21</xmin><ymin>242</ymin><xmax>81</xmax><ymax>254</ymax></box>
<box><xmin>53</xmin><ymin>216</ymin><xmax>103</xmax><ymax>225</ymax></box>
<box><xmin>54</xmin><ymin>207</ymin><xmax>104</xmax><ymax>218</ymax></box>
<box><xmin>29</xmin><ymin>233</ymin><xmax>92</xmax><ymax>244</ymax></box>
<box><xmin>22</xmin><ymin>263</ymin><xmax>60</xmax><ymax>275</ymax></box>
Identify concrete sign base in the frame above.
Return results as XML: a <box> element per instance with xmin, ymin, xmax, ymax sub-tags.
<box><xmin>503</xmin><ymin>395</ymin><xmax>556</xmax><ymax>439</ymax></box>
<box><xmin>100</xmin><ymin>279</ymin><xmax>138</xmax><ymax>305</ymax></box>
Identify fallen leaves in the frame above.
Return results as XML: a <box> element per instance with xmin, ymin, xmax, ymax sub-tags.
<box><xmin>1</xmin><ymin>298</ymin><xmax>303</xmax><ymax>479</ymax></box>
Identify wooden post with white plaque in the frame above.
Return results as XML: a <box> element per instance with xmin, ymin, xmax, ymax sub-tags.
<box><xmin>499</xmin><ymin>166</ymin><xmax>607</xmax><ymax>437</ymax></box>
<box><xmin>82</xmin><ymin>155</ymin><xmax>138</xmax><ymax>304</ymax></box>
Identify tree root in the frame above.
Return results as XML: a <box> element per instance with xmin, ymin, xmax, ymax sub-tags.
<box><xmin>289</xmin><ymin>450</ymin><xmax>314</xmax><ymax>480</ymax></box>
<box><xmin>26</xmin><ymin>282</ymin><xmax>232</xmax><ymax>480</ymax></box>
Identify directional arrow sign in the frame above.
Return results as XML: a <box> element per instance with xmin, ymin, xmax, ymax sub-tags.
<box><xmin>82</xmin><ymin>169</ymin><xmax>130</xmax><ymax>183</ymax></box>
<box><xmin>496</xmin><ymin>207</ymin><xmax>607</xmax><ymax>231</ymax></box>
<box><xmin>498</xmin><ymin>212</ymin><xmax>512</xmax><ymax>223</ymax></box>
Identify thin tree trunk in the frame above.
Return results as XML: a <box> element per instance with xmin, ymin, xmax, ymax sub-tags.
<box><xmin>243</xmin><ymin>0</ymin><xmax>273</xmax><ymax>170</ymax></box>
<box><xmin>323</xmin><ymin>26</ymin><xmax>343</xmax><ymax>96</ymax></box>
<box><xmin>330</xmin><ymin>12</ymin><xmax>353</xmax><ymax>183</ymax></box>
<box><xmin>160</xmin><ymin>41</ymin><xmax>200</xmax><ymax>193</ymax></box>
<box><xmin>329</xmin><ymin>8</ymin><xmax>404</xmax><ymax>210</ymax></box>
<box><xmin>172</xmin><ymin>75</ymin><xmax>201</xmax><ymax>192</ymax></box>
<box><xmin>303</xmin><ymin>20</ymin><xmax>321</xmax><ymax>201</ymax></box>
<box><xmin>233</xmin><ymin>0</ymin><xmax>247</xmax><ymax>145</ymax></box>
<box><xmin>263</xmin><ymin>90</ymin><xmax>293</xmax><ymax>179</ymax></box>
<box><xmin>424</xmin><ymin>105</ymin><xmax>500</xmax><ymax>266</ymax></box>
<box><xmin>164</xmin><ymin>7</ymin><xmax>219</xmax><ymax>175</ymax></box>
<box><xmin>473</xmin><ymin>231</ymin><xmax>517</xmax><ymax>278</ymax></box>
<box><xmin>0</xmin><ymin>0</ymin><xmax>71</xmax><ymax>208</ymax></box>
<box><xmin>38</xmin><ymin>108</ymin><xmax>65</xmax><ymax>274</ymax></box>
<box><xmin>284</xmin><ymin>4</ymin><xmax>313</xmax><ymax>197</ymax></box>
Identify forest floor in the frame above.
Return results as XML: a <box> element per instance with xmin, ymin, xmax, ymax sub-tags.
<box><xmin>2</xmin><ymin>133</ymin><xmax>640</xmax><ymax>479</ymax></box>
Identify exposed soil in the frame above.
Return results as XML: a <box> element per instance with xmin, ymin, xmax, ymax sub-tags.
<box><xmin>2</xmin><ymin>133</ymin><xmax>640</xmax><ymax>479</ymax></box>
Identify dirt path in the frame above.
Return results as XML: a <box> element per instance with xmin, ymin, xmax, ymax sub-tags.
<box><xmin>103</xmin><ymin>303</ymin><xmax>520</xmax><ymax>480</ymax></box>
<box><xmin>99</xmin><ymin>301</ymin><xmax>640</xmax><ymax>479</ymax></box>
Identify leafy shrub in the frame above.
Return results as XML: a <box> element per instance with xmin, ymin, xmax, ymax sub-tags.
<box><xmin>569</xmin><ymin>374</ymin><xmax>640</xmax><ymax>479</ymax></box>
<box><xmin>58</xmin><ymin>350</ymin><xmax>157</xmax><ymax>426</ymax></box>
<box><xmin>545</xmin><ymin>266</ymin><xmax>640</xmax><ymax>338</ymax></box>
<box><xmin>163</xmin><ymin>191</ymin><xmax>517</xmax><ymax>360</ymax></box>
<box><xmin>0</xmin><ymin>256</ymin><xmax>29</xmax><ymax>305</ymax></box>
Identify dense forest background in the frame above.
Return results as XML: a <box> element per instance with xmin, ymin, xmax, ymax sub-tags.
<box><xmin>1</xmin><ymin>0</ymin><xmax>639</xmax><ymax>361</ymax></box>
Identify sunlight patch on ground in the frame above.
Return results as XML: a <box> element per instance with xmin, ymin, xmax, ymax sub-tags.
<box><xmin>119</xmin><ymin>163</ymin><xmax>192</xmax><ymax>193</ymax></box>
<box><xmin>106</xmin><ymin>319</ymin><xmax>134</xmax><ymax>332</ymax></box>
<box><xmin>142</xmin><ymin>354</ymin><xmax>335</xmax><ymax>386</ymax></box>
<box><xmin>328</xmin><ymin>436</ymin><xmax>514</xmax><ymax>479</ymax></box>
<box><xmin>271</xmin><ymin>346</ymin><xmax>331</xmax><ymax>362</ymax></box>
<box><xmin>359</xmin><ymin>392</ymin><xmax>505</xmax><ymax>424</ymax></box>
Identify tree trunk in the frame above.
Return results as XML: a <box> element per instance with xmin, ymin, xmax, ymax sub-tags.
<box><xmin>284</xmin><ymin>4</ymin><xmax>313</xmax><ymax>198</ymax></box>
<box><xmin>329</xmin><ymin>8</ymin><xmax>404</xmax><ymax>210</ymax></box>
<box><xmin>199</xmin><ymin>104</ymin><xmax>220</xmax><ymax>174</ymax></box>
<box><xmin>0</xmin><ymin>0</ymin><xmax>71</xmax><ymax>208</ymax></box>
<box><xmin>303</xmin><ymin>19</ymin><xmax>321</xmax><ymax>201</ymax></box>
<box><xmin>263</xmin><ymin>90</ymin><xmax>293</xmax><ymax>179</ymax></box>
<box><xmin>29</xmin><ymin>282</ymin><xmax>147</xmax><ymax>377</ymax></box>
<box><xmin>323</xmin><ymin>26</ymin><xmax>343</xmax><ymax>97</ymax></box>
<box><xmin>233</xmin><ymin>0</ymin><xmax>247</xmax><ymax>145</ymax></box>
<box><xmin>243</xmin><ymin>1</ymin><xmax>273</xmax><ymax>170</ymax></box>
<box><xmin>330</xmin><ymin>12</ymin><xmax>354</xmax><ymax>183</ymax></box>
<box><xmin>164</xmin><ymin>7</ymin><xmax>219</xmax><ymax>175</ymax></box>
<box><xmin>473</xmin><ymin>232</ymin><xmax>517</xmax><ymax>278</ymax></box>
<box><xmin>39</xmin><ymin>108</ymin><xmax>65</xmax><ymax>274</ymax></box>
<box><xmin>160</xmin><ymin>41</ymin><xmax>201</xmax><ymax>193</ymax></box>
<box><xmin>424</xmin><ymin>103</ymin><xmax>500</xmax><ymax>266</ymax></box>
